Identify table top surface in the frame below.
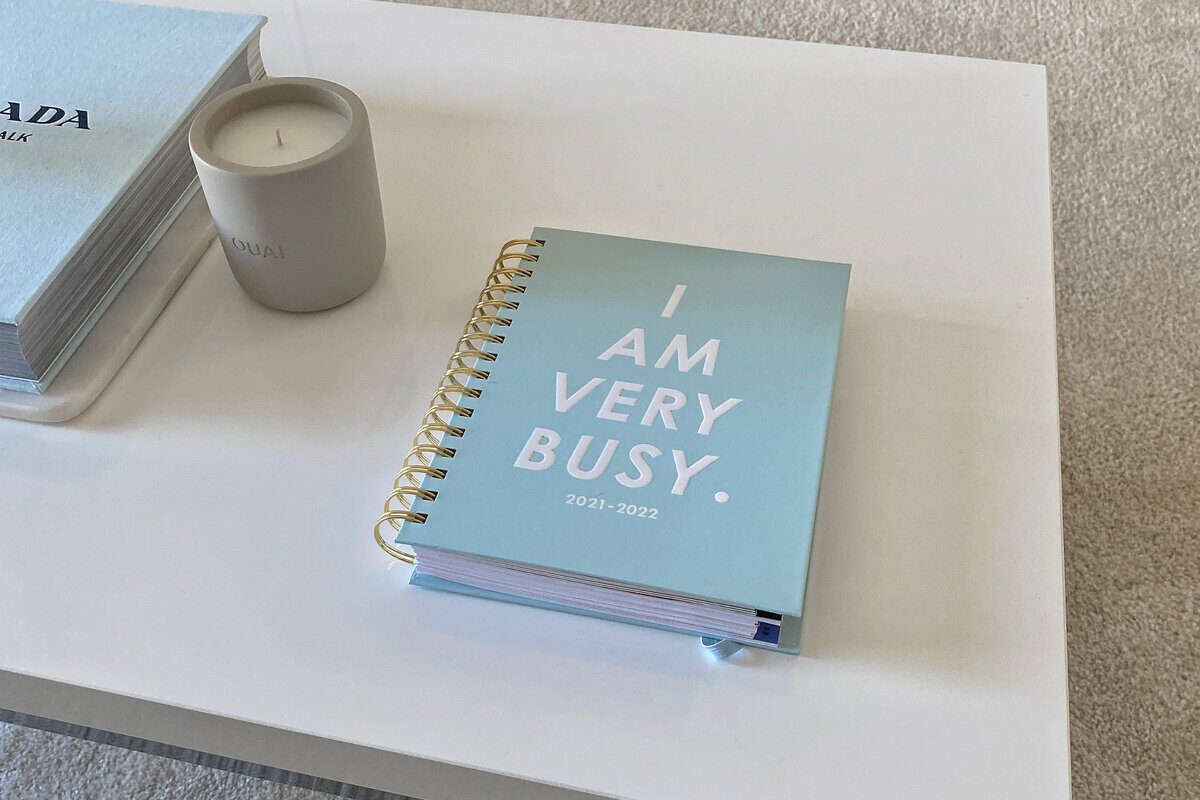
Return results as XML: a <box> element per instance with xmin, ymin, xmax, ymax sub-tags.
<box><xmin>0</xmin><ymin>1</ymin><xmax>1067</xmax><ymax>798</ymax></box>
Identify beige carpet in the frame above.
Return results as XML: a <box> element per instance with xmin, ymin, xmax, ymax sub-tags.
<box><xmin>3</xmin><ymin>1</ymin><xmax>1197</xmax><ymax>798</ymax></box>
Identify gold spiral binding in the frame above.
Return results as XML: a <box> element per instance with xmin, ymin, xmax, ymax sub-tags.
<box><xmin>374</xmin><ymin>238</ymin><xmax>543</xmax><ymax>564</ymax></box>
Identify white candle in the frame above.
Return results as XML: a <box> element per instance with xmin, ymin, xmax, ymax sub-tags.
<box><xmin>190</xmin><ymin>77</ymin><xmax>385</xmax><ymax>312</ymax></box>
<box><xmin>210</xmin><ymin>101</ymin><xmax>350</xmax><ymax>167</ymax></box>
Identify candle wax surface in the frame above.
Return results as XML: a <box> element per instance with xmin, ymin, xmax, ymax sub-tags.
<box><xmin>210</xmin><ymin>102</ymin><xmax>350</xmax><ymax>167</ymax></box>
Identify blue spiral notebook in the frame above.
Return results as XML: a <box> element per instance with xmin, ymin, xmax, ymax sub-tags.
<box><xmin>376</xmin><ymin>229</ymin><xmax>850</xmax><ymax>653</ymax></box>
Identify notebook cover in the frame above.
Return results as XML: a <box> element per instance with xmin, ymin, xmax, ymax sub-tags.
<box><xmin>402</xmin><ymin>228</ymin><xmax>849</xmax><ymax>616</ymax></box>
<box><xmin>0</xmin><ymin>0</ymin><xmax>264</xmax><ymax>326</ymax></box>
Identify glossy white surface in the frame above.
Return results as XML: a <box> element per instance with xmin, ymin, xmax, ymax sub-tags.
<box><xmin>0</xmin><ymin>2</ymin><xmax>1067</xmax><ymax>798</ymax></box>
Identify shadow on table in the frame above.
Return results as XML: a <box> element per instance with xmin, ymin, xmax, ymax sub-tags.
<box><xmin>799</xmin><ymin>307</ymin><xmax>1029</xmax><ymax>683</ymax></box>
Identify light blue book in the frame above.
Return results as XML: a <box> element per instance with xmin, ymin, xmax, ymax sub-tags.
<box><xmin>380</xmin><ymin>229</ymin><xmax>850</xmax><ymax>653</ymax></box>
<box><xmin>0</xmin><ymin>0</ymin><xmax>264</xmax><ymax>392</ymax></box>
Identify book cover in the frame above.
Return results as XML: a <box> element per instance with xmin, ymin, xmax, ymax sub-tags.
<box><xmin>0</xmin><ymin>0</ymin><xmax>264</xmax><ymax>373</ymax></box>
<box><xmin>400</xmin><ymin>228</ymin><xmax>850</xmax><ymax>618</ymax></box>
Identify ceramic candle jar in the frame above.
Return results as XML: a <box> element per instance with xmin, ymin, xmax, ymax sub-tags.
<box><xmin>189</xmin><ymin>77</ymin><xmax>386</xmax><ymax>312</ymax></box>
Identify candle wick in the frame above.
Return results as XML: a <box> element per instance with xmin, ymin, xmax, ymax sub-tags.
<box><xmin>275</xmin><ymin>128</ymin><xmax>283</xmax><ymax>148</ymax></box>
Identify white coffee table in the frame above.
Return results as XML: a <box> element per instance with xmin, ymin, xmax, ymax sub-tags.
<box><xmin>0</xmin><ymin>1</ymin><xmax>1068</xmax><ymax>798</ymax></box>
